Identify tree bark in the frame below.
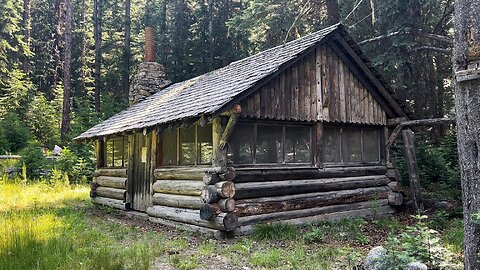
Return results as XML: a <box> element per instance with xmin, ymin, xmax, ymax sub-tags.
<box><xmin>60</xmin><ymin>0</ymin><xmax>73</xmax><ymax>140</ymax></box>
<box><xmin>23</xmin><ymin>0</ymin><xmax>31</xmax><ymax>74</ymax></box>
<box><xmin>123</xmin><ymin>0</ymin><xmax>131</xmax><ymax>102</ymax></box>
<box><xmin>326</xmin><ymin>0</ymin><xmax>340</xmax><ymax>25</ymax></box>
<box><xmin>93</xmin><ymin>0</ymin><xmax>101</xmax><ymax>112</ymax></box>
<box><xmin>453</xmin><ymin>0</ymin><xmax>480</xmax><ymax>268</ymax></box>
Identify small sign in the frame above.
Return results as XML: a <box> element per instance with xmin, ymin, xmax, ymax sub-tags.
<box><xmin>141</xmin><ymin>147</ymin><xmax>147</xmax><ymax>163</ymax></box>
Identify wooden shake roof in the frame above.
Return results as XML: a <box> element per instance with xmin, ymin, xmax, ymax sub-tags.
<box><xmin>75</xmin><ymin>24</ymin><xmax>405</xmax><ymax>140</ymax></box>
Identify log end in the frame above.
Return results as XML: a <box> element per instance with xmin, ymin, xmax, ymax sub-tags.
<box><xmin>222</xmin><ymin>213</ymin><xmax>238</xmax><ymax>231</ymax></box>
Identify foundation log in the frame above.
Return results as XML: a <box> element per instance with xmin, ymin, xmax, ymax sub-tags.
<box><xmin>92</xmin><ymin>196</ymin><xmax>129</xmax><ymax>210</ymax></box>
<box><xmin>215</xmin><ymin>181</ymin><xmax>236</xmax><ymax>198</ymax></box>
<box><xmin>95</xmin><ymin>187</ymin><xmax>126</xmax><ymax>200</ymax></box>
<box><xmin>234</xmin><ymin>187</ymin><xmax>389</xmax><ymax>216</ymax></box>
<box><xmin>147</xmin><ymin>205</ymin><xmax>238</xmax><ymax>231</ymax></box>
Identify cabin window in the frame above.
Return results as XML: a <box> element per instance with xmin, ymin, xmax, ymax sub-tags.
<box><xmin>104</xmin><ymin>137</ymin><xmax>128</xmax><ymax>168</ymax></box>
<box><xmin>160</xmin><ymin>124</ymin><xmax>213</xmax><ymax>166</ymax></box>
<box><xmin>227</xmin><ymin>122</ymin><xmax>312</xmax><ymax>165</ymax></box>
<box><xmin>323</xmin><ymin>126</ymin><xmax>382</xmax><ymax>164</ymax></box>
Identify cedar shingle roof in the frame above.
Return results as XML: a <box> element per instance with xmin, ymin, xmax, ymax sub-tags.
<box><xmin>75</xmin><ymin>24</ymin><xmax>404</xmax><ymax>140</ymax></box>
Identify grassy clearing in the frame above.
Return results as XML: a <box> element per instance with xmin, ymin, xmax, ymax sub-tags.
<box><xmin>0</xmin><ymin>181</ymin><xmax>465</xmax><ymax>270</ymax></box>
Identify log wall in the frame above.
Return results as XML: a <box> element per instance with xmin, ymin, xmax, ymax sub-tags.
<box><xmin>230</xmin><ymin>165</ymin><xmax>398</xmax><ymax>229</ymax></box>
<box><xmin>147</xmin><ymin>167</ymin><xmax>239</xmax><ymax>232</ymax></box>
<box><xmin>239</xmin><ymin>43</ymin><xmax>386</xmax><ymax>125</ymax></box>
<box><xmin>91</xmin><ymin>168</ymin><xmax>129</xmax><ymax>210</ymax></box>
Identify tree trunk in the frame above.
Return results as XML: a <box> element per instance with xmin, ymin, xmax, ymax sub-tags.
<box><xmin>93</xmin><ymin>0</ymin><xmax>101</xmax><ymax>112</ymax></box>
<box><xmin>326</xmin><ymin>0</ymin><xmax>340</xmax><ymax>25</ymax></box>
<box><xmin>123</xmin><ymin>0</ymin><xmax>131</xmax><ymax>102</ymax></box>
<box><xmin>60</xmin><ymin>0</ymin><xmax>73</xmax><ymax>140</ymax></box>
<box><xmin>23</xmin><ymin>0</ymin><xmax>31</xmax><ymax>74</ymax></box>
<box><xmin>453</xmin><ymin>0</ymin><xmax>480</xmax><ymax>268</ymax></box>
<box><xmin>52</xmin><ymin>0</ymin><xmax>63</xmax><ymax>89</ymax></box>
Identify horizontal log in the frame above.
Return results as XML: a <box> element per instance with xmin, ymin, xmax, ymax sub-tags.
<box><xmin>385</xmin><ymin>168</ymin><xmax>401</xmax><ymax>181</ymax></box>
<box><xmin>152</xmin><ymin>193</ymin><xmax>203</xmax><ymax>209</ymax></box>
<box><xmin>234</xmin><ymin>166</ymin><xmax>387</xmax><ymax>183</ymax></box>
<box><xmin>92</xmin><ymin>197</ymin><xmax>129</xmax><ymax>210</ymax></box>
<box><xmin>200</xmin><ymin>198</ymin><xmax>236</xmax><ymax>221</ymax></box>
<box><xmin>94</xmin><ymin>176</ymin><xmax>127</xmax><ymax>189</ymax></box>
<box><xmin>152</xmin><ymin>180</ymin><xmax>205</xmax><ymax>196</ymax></box>
<box><xmin>203</xmin><ymin>167</ymin><xmax>236</xmax><ymax>184</ymax></box>
<box><xmin>234</xmin><ymin>175</ymin><xmax>390</xmax><ymax>199</ymax></box>
<box><xmin>387</xmin><ymin>181</ymin><xmax>402</xmax><ymax>192</ymax></box>
<box><xmin>237</xmin><ymin>199</ymin><xmax>389</xmax><ymax>226</ymax></box>
<box><xmin>215</xmin><ymin>181</ymin><xmax>235</xmax><ymax>198</ymax></box>
<box><xmin>219</xmin><ymin>169</ymin><xmax>236</xmax><ymax>182</ymax></box>
<box><xmin>95</xmin><ymin>187</ymin><xmax>126</xmax><ymax>201</ymax></box>
<box><xmin>234</xmin><ymin>187</ymin><xmax>389</xmax><ymax>216</ymax></box>
<box><xmin>202</xmin><ymin>185</ymin><xmax>219</xmax><ymax>203</ymax></box>
<box><xmin>147</xmin><ymin>205</ymin><xmax>238</xmax><ymax>231</ymax></box>
<box><xmin>236</xmin><ymin>205</ymin><xmax>396</xmax><ymax>233</ymax></box>
<box><xmin>154</xmin><ymin>167</ymin><xmax>224</xmax><ymax>180</ymax></box>
<box><xmin>94</xmin><ymin>168</ymin><xmax>127</xmax><ymax>177</ymax></box>
<box><xmin>148</xmin><ymin>216</ymin><xmax>228</xmax><ymax>239</ymax></box>
<box><xmin>388</xmin><ymin>192</ymin><xmax>403</xmax><ymax>206</ymax></box>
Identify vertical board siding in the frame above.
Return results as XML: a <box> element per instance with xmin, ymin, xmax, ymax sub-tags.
<box><xmin>239</xmin><ymin>44</ymin><xmax>387</xmax><ymax>125</ymax></box>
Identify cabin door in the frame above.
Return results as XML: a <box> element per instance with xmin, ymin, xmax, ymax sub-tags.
<box><xmin>130</xmin><ymin>133</ymin><xmax>152</xmax><ymax>212</ymax></box>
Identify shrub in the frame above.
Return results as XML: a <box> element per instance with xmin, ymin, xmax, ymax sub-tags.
<box><xmin>55</xmin><ymin>147</ymin><xmax>94</xmax><ymax>184</ymax></box>
<box><xmin>0</xmin><ymin>113</ymin><xmax>31</xmax><ymax>154</ymax></box>
<box><xmin>17</xmin><ymin>142</ymin><xmax>49</xmax><ymax>180</ymax></box>
<box><xmin>304</xmin><ymin>226</ymin><xmax>325</xmax><ymax>243</ymax></box>
<box><xmin>384</xmin><ymin>215</ymin><xmax>463</xmax><ymax>270</ymax></box>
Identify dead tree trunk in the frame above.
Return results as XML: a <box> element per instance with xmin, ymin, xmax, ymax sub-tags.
<box><xmin>123</xmin><ymin>0</ymin><xmax>131</xmax><ymax>102</ymax></box>
<box><xmin>93</xmin><ymin>0</ymin><xmax>101</xmax><ymax>112</ymax></box>
<box><xmin>60</xmin><ymin>0</ymin><xmax>73</xmax><ymax>140</ymax></box>
<box><xmin>402</xmin><ymin>129</ymin><xmax>423</xmax><ymax>212</ymax></box>
<box><xmin>326</xmin><ymin>0</ymin><xmax>340</xmax><ymax>25</ymax></box>
<box><xmin>452</xmin><ymin>0</ymin><xmax>480</xmax><ymax>268</ymax></box>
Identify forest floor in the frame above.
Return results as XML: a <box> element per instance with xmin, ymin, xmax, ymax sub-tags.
<box><xmin>0</xmin><ymin>182</ymin><xmax>464</xmax><ymax>270</ymax></box>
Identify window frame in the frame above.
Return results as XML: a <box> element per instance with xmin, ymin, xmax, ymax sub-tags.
<box><xmin>158</xmin><ymin>124</ymin><xmax>213</xmax><ymax>167</ymax></box>
<box><xmin>322</xmin><ymin>124</ymin><xmax>384</xmax><ymax>167</ymax></box>
<box><xmin>227</xmin><ymin>120</ymin><xmax>313</xmax><ymax>167</ymax></box>
<box><xmin>103</xmin><ymin>136</ymin><xmax>129</xmax><ymax>168</ymax></box>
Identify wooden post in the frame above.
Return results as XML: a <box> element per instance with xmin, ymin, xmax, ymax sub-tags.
<box><xmin>314</xmin><ymin>122</ymin><xmax>324</xmax><ymax>168</ymax></box>
<box><xmin>212</xmin><ymin>117</ymin><xmax>227</xmax><ymax>168</ymax></box>
<box><xmin>402</xmin><ymin>129</ymin><xmax>424</xmax><ymax>212</ymax></box>
<box><xmin>95</xmin><ymin>139</ymin><xmax>104</xmax><ymax>169</ymax></box>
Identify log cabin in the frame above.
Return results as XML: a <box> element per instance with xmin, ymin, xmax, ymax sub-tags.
<box><xmin>75</xmin><ymin>24</ymin><xmax>407</xmax><ymax>237</ymax></box>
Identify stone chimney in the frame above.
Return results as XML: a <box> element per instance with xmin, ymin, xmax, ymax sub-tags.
<box><xmin>129</xmin><ymin>27</ymin><xmax>171</xmax><ymax>105</ymax></box>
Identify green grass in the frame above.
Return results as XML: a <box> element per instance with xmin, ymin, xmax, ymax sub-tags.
<box><xmin>0</xmin><ymin>181</ymin><xmax>465</xmax><ymax>270</ymax></box>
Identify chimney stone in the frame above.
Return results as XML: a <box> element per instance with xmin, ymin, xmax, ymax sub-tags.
<box><xmin>128</xmin><ymin>27</ymin><xmax>170</xmax><ymax>106</ymax></box>
<box><xmin>128</xmin><ymin>62</ymin><xmax>171</xmax><ymax>105</ymax></box>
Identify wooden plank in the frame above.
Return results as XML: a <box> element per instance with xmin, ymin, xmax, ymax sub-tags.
<box><xmin>332</xmin><ymin>35</ymin><xmax>405</xmax><ymax>117</ymax></box>
<box><xmin>315</xmin><ymin>47</ymin><xmax>323</xmax><ymax>121</ymax></box>
<box><xmin>285</xmin><ymin>67</ymin><xmax>292</xmax><ymax>120</ymax></box>
<box><xmin>314</xmin><ymin>123</ymin><xmax>323</xmax><ymax>168</ymax></box>
<box><xmin>303</xmin><ymin>54</ymin><xmax>311</xmax><ymax>120</ymax></box>
<box><xmin>322</xmin><ymin>46</ymin><xmax>330</xmax><ymax>121</ymax></box>
<box><xmin>338</xmin><ymin>52</ymin><xmax>346</xmax><ymax>122</ymax></box>
<box><xmin>279</xmin><ymin>71</ymin><xmax>286</xmax><ymax>119</ymax></box>
<box><xmin>260</xmin><ymin>82</ymin><xmax>268</xmax><ymax>118</ymax></box>
<box><xmin>345</xmin><ymin>66</ymin><xmax>352</xmax><ymax>122</ymax></box>
<box><xmin>254</xmin><ymin>91</ymin><xmax>261</xmax><ymax>118</ymax></box>
<box><xmin>126</xmin><ymin>135</ymin><xmax>134</xmax><ymax>204</ymax></box>
<box><xmin>274</xmin><ymin>76</ymin><xmax>281</xmax><ymax>118</ymax></box>
<box><xmin>292</xmin><ymin>62</ymin><xmax>300</xmax><ymax>120</ymax></box>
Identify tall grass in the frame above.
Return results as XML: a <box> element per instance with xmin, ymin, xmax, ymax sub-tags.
<box><xmin>0</xmin><ymin>182</ymin><xmax>167</xmax><ymax>270</ymax></box>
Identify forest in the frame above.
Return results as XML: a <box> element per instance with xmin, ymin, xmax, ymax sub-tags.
<box><xmin>2</xmin><ymin>0</ymin><xmax>476</xmax><ymax>269</ymax></box>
